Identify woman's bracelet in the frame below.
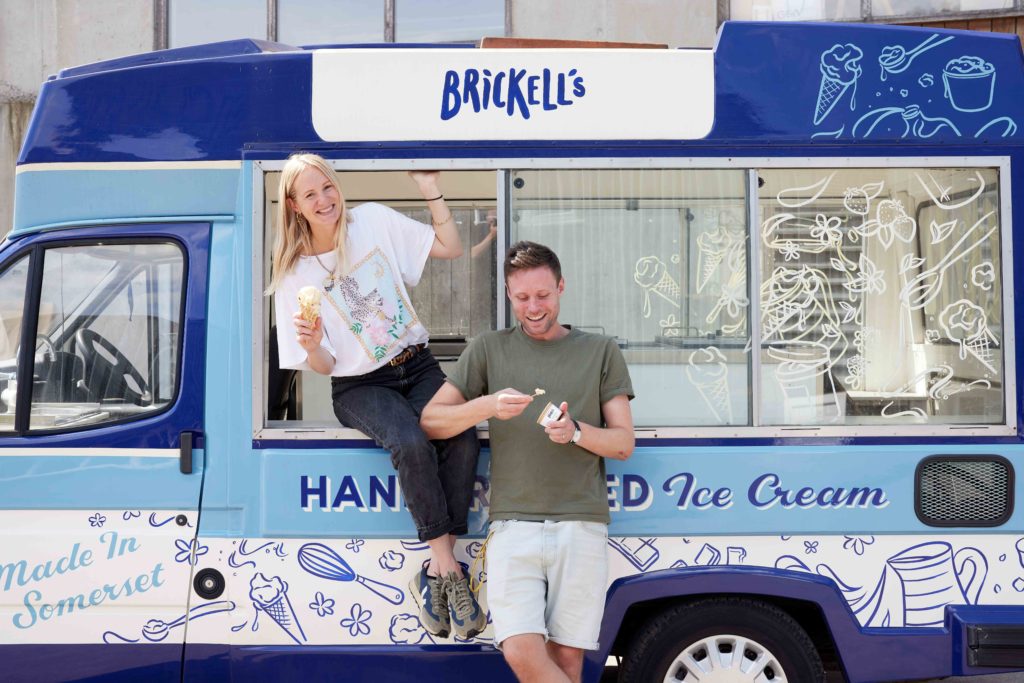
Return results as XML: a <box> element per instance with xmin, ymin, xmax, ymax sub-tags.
<box><xmin>424</xmin><ymin>194</ymin><xmax>443</xmax><ymax>202</ymax></box>
<box><xmin>431</xmin><ymin>211</ymin><xmax>453</xmax><ymax>227</ymax></box>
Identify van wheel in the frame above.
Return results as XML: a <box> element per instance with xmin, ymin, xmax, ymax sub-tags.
<box><xmin>618</xmin><ymin>597</ymin><xmax>825</xmax><ymax>683</ymax></box>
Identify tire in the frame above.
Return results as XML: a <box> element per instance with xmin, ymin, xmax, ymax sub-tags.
<box><xmin>618</xmin><ymin>597</ymin><xmax>826</xmax><ymax>683</ymax></box>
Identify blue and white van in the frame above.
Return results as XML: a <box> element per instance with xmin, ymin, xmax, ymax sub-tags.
<box><xmin>3</xmin><ymin>20</ymin><xmax>1024</xmax><ymax>682</ymax></box>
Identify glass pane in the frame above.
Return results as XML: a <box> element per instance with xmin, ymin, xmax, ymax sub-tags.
<box><xmin>730</xmin><ymin>0</ymin><xmax>861</xmax><ymax>21</ymax></box>
<box><xmin>0</xmin><ymin>256</ymin><xmax>30</xmax><ymax>432</ymax></box>
<box><xmin>30</xmin><ymin>243</ymin><xmax>184</xmax><ymax>430</ymax></box>
<box><xmin>399</xmin><ymin>206</ymin><xmax>497</xmax><ymax>340</ymax></box>
<box><xmin>169</xmin><ymin>0</ymin><xmax>266</xmax><ymax>48</ymax></box>
<box><xmin>396</xmin><ymin>0</ymin><xmax>504</xmax><ymax>42</ymax></box>
<box><xmin>872</xmin><ymin>0</ymin><xmax>1012</xmax><ymax>18</ymax></box>
<box><xmin>279</xmin><ymin>0</ymin><xmax>384</xmax><ymax>45</ymax></box>
<box><xmin>758</xmin><ymin>167</ymin><xmax>1003</xmax><ymax>426</ymax></box>
<box><xmin>509</xmin><ymin>169</ymin><xmax>750</xmax><ymax>427</ymax></box>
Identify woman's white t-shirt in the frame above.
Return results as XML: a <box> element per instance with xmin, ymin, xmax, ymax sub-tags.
<box><xmin>274</xmin><ymin>202</ymin><xmax>434</xmax><ymax>377</ymax></box>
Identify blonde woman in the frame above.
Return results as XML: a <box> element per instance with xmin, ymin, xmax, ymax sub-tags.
<box><xmin>267</xmin><ymin>153</ymin><xmax>485</xmax><ymax>640</ymax></box>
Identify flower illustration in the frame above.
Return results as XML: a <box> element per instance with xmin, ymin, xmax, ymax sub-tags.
<box><xmin>309</xmin><ymin>591</ymin><xmax>335</xmax><ymax>618</ymax></box>
<box><xmin>174</xmin><ymin>538</ymin><xmax>210</xmax><ymax>565</ymax></box>
<box><xmin>345</xmin><ymin>539</ymin><xmax>365</xmax><ymax>554</ymax></box>
<box><xmin>924</xmin><ymin>329</ymin><xmax>941</xmax><ymax>344</ymax></box>
<box><xmin>843</xmin><ymin>535</ymin><xmax>875</xmax><ymax>556</ymax></box>
<box><xmin>89</xmin><ymin>513</ymin><xmax>106</xmax><ymax>528</ymax></box>
<box><xmin>368</xmin><ymin>321</ymin><xmax>391</xmax><ymax>347</ymax></box>
<box><xmin>844</xmin><ymin>255</ymin><xmax>886</xmax><ymax>296</ymax></box>
<box><xmin>341</xmin><ymin>603</ymin><xmax>372</xmax><ymax>637</ymax></box>
<box><xmin>809</xmin><ymin>213</ymin><xmax>843</xmax><ymax>246</ymax></box>
<box><xmin>659</xmin><ymin>314</ymin><xmax>681</xmax><ymax>337</ymax></box>
<box><xmin>804</xmin><ymin>540</ymin><xmax>819</xmax><ymax>554</ymax></box>
<box><xmin>780</xmin><ymin>241</ymin><xmax>800</xmax><ymax>262</ymax></box>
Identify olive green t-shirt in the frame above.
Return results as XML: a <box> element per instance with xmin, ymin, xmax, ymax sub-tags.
<box><xmin>447</xmin><ymin>326</ymin><xmax>633</xmax><ymax>524</ymax></box>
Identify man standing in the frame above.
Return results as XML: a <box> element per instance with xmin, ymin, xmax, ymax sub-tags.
<box><xmin>421</xmin><ymin>241</ymin><xmax>634</xmax><ymax>683</ymax></box>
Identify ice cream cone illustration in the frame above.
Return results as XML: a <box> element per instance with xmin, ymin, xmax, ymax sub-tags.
<box><xmin>696</xmin><ymin>230</ymin><xmax>726</xmax><ymax>293</ymax></box>
<box><xmin>249</xmin><ymin>573</ymin><xmax>307</xmax><ymax>644</ymax></box>
<box><xmin>634</xmin><ymin>256</ymin><xmax>681</xmax><ymax>318</ymax></box>
<box><xmin>686</xmin><ymin>347</ymin><xmax>732</xmax><ymax>423</ymax></box>
<box><xmin>939</xmin><ymin>299</ymin><xmax>1000</xmax><ymax>375</ymax></box>
<box><xmin>815</xmin><ymin>44</ymin><xmax>863</xmax><ymax>125</ymax></box>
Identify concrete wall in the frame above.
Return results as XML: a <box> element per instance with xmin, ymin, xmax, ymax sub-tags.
<box><xmin>0</xmin><ymin>0</ymin><xmax>154</xmax><ymax>233</ymax></box>
<box><xmin>509</xmin><ymin>0</ymin><xmax>718</xmax><ymax>48</ymax></box>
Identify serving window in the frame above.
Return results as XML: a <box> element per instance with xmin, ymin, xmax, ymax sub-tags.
<box><xmin>255</xmin><ymin>159</ymin><xmax>1013</xmax><ymax>438</ymax></box>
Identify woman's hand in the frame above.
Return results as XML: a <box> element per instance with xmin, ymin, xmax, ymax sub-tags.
<box><xmin>408</xmin><ymin>170</ymin><xmax>441</xmax><ymax>197</ymax></box>
<box><xmin>293</xmin><ymin>311</ymin><xmax>323</xmax><ymax>353</ymax></box>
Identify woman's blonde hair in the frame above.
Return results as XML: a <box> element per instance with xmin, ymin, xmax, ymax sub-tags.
<box><xmin>265</xmin><ymin>153</ymin><xmax>350</xmax><ymax>294</ymax></box>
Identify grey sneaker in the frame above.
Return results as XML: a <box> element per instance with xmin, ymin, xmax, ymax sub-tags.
<box><xmin>444</xmin><ymin>571</ymin><xmax>487</xmax><ymax>640</ymax></box>
<box><xmin>409</xmin><ymin>565</ymin><xmax>450</xmax><ymax>638</ymax></box>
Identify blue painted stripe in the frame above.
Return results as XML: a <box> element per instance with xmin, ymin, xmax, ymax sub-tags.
<box><xmin>13</xmin><ymin>169</ymin><xmax>240</xmax><ymax>233</ymax></box>
<box><xmin>0</xmin><ymin>452</ymin><xmax>203</xmax><ymax>509</ymax></box>
<box><xmin>2</xmin><ymin>643</ymin><xmax>182</xmax><ymax>683</ymax></box>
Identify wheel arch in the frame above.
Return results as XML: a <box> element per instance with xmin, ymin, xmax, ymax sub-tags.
<box><xmin>591</xmin><ymin>566</ymin><xmax>858</xmax><ymax>681</ymax></box>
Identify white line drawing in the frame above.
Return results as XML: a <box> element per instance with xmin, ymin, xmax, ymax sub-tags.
<box><xmin>900</xmin><ymin>253</ymin><xmax>926</xmax><ymax>275</ymax></box>
<box><xmin>852</xmin><ymin>198</ymin><xmax>917</xmax><ymax>249</ymax></box>
<box><xmin>916</xmin><ymin>170</ymin><xmax>986</xmax><ymax>210</ymax></box>
<box><xmin>971</xmin><ymin>262</ymin><xmax>996</xmax><ymax>291</ymax></box>
<box><xmin>943</xmin><ymin>56</ymin><xmax>996</xmax><ymax>112</ymax></box>
<box><xmin>976</xmin><ymin>116</ymin><xmax>1018</xmax><ymax>138</ymax></box>
<box><xmin>686</xmin><ymin>346</ymin><xmax>733</xmax><ymax>424</ymax></box>
<box><xmin>815</xmin><ymin>44</ymin><xmax>863</xmax><ymax>125</ymax></box>
<box><xmin>634</xmin><ymin>255</ymin><xmax>680</xmax><ymax>318</ymax></box>
<box><xmin>879</xmin><ymin>34</ymin><xmax>954</xmax><ymax>80</ymax></box>
<box><xmin>776</xmin><ymin>173</ymin><xmax>835</xmax><ymax>208</ymax></box>
<box><xmin>843</xmin><ymin>254</ymin><xmax>887</xmax><ymax>296</ymax></box>
<box><xmin>880</xmin><ymin>402</ymin><xmax>927</xmax><ymax>419</ymax></box>
<box><xmin>900</xmin><ymin>212</ymin><xmax>996</xmax><ymax>311</ymax></box>
<box><xmin>812</xmin><ymin>125</ymin><xmax>845</xmax><ymax>139</ymax></box>
<box><xmin>919</xmin><ymin>73</ymin><xmax>934</xmax><ymax>87</ymax></box>
<box><xmin>940</xmin><ymin>299</ymin><xmax>1000</xmax><ymax>374</ymax></box>
<box><xmin>660</xmin><ymin>313</ymin><xmax>682</xmax><ymax>337</ymax></box>
<box><xmin>853</xmin><ymin>105</ymin><xmax>961</xmax><ymax>139</ymax></box>
<box><xmin>929</xmin><ymin>218</ymin><xmax>958</xmax><ymax>244</ymax></box>
<box><xmin>843</xmin><ymin>182</ymin><xmax>884</xmax><ymax>215</ymax></box>
<box><xmin>696</xmin><ymin>230</ymin><xmax>727</xmax><ymax>293</ymax></box>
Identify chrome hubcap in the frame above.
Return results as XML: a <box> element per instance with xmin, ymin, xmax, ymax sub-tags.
<box><xmin>662</xmin><ymin>634</ymin><xmax>788</xmax><ymax>682</ymax></box>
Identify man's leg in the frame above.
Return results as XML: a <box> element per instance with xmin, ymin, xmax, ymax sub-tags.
<box><xmin>502</xmin><ymin>634</ymin><xmax>571</xmax><ymax>683</ymax></box>
<box><xmin>546</xmin><ymin>641</ymin><xmax>585</xmax><ymax>683</ymax></box>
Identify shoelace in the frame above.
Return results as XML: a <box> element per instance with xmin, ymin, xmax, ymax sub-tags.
<box><xmin>429</xmin><ymin>575</ymin><xmax>448</xmax><ymax>617</ymax></box>
<box><xmin>446</xmin><ymin>574</ymin><xmax>475</xmax><ymax>618</ymax></box>
<box><xmin>467</xmin><ymin>530</ymin><xmax>492</xmax><ymax>596</ymax></box>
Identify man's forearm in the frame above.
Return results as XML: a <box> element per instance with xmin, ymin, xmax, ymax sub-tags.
<box><xmin>576</xmin><ymin>423</ymin><xmax>635</xmax><ymax>461</ymax></box>
<box><xmin>421</xmin><ymin>395</ymin><xmax>494</xmax><ymax>439</ymax></box>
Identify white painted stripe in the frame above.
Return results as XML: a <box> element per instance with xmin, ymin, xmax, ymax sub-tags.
<box><xmin>16</xmin><ymin>160</ymin><xmax>242</xmax><ymax>174</ymax></box>
<box><xmin>0</xmin><ymin>448</ymin><xmax>178</xmax><ymax>458</ymax></box>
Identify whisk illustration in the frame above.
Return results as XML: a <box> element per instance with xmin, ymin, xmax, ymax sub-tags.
<box><xmin>298</xmin><ymin>542</ymin><xmax>405</xmax><ymax>605</ymax></box>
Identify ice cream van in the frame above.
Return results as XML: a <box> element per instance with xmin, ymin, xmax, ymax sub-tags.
<box><xmin>3</xmin><ymin>20</ymin><xmax>1024</xmax><ymax>682</ymax></box>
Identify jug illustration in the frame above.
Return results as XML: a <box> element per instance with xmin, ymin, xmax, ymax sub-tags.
<box><xmin>885</xmin><ymin>542</ymin><xmax>987</xmax><ymax>626</ymax></box>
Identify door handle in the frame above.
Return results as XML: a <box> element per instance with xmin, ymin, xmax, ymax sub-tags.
<box><xmin>180</xmin><ymin>431</ymin><xmax>198</xmax><ymax>474</ymax></box>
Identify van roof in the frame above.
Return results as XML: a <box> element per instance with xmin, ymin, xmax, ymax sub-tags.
<box><xmin>18</xmin><ymin>21</ymin><xmax>1024</xmax><ymax>165</ymax></box>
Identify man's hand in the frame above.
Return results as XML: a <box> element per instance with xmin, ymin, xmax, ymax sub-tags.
<box><xmin>493</xmin><ymin>388</ymin><xmax>533</xmax><ymax>420</ymax></box>
<box><xmin>544</xmin><ymin>401</ymin><xmax>576</xmax><ymax>444</ymax></box>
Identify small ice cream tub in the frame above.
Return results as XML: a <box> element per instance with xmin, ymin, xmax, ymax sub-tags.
<box><xmin>536</xmin><ymin>401</ymin><xmax>563</xmax><ymax>427</ymax></box>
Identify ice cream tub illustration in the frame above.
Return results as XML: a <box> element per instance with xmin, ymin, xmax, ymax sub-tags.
<box><xmin>943</xmin><ymin>56</ymin><xmax>996</xmax><ymax>112</ymax></box>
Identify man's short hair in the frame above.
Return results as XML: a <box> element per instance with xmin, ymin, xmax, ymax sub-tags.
<box><xmin>504</xmin><ymin>241</ymin><xmax>562</xmax><ymax>282</ymax></box>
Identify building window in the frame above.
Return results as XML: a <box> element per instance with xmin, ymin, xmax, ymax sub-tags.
<box><xmin>395</xmin><ymin>0</ymin><xmax>505</xmax><ymax>43</ymax></box>
<box><xmin>279</xmin><ymin>0</ymin><xmax>385</xmax><ymax>45</ymax></box>
<box><xmin>169</xmin><ymin>0</ymin><xmax>267</xmax><ymax>48</ymax></box>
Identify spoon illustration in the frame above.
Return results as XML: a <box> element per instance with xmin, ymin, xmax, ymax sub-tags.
<box><xmin>900</xmin><ymin>212</ymin><xmax>995</xmax><ymax>311</ymax></box>
<box><xmin>298</xmin><ymin>542</ymin><xmax>405</xmax><ymax>605</ymax></box>
<box><xmin>141</xmin><ymin>600</ymin><xmax>236</xmax><ymax>641</ymax></box>
<box><xmin>879</xmin><ymin>34</ymin><xmax>953</xmax><ymax>79</ymax></box>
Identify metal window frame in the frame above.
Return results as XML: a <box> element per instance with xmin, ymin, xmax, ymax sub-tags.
<box><xmin>251</xmin><ymin>155</ymin><xmax>1015</xmax><ymax>442</ymax></box>
<box><xmin>157</xmin><ymin>0</ymin><xmax>511</xmax><ymax>48</ymax></box>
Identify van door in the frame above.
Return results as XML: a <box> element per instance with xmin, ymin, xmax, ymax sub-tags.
<box><xmin>0</xmin><ymin>223</ymin><xmax>209</xmax><ymax>683</ymax></box>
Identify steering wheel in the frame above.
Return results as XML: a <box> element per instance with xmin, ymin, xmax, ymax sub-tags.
<box><xmin>75</xmin><ymin>328</ymin><xmax>149</xmax><ymax>405</ymax></box>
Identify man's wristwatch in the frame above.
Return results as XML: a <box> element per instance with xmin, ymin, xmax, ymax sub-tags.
<box><xmin>569</xmin><ymin>419</ymin><xmax>582</xmax><ymax>445</ymax></box>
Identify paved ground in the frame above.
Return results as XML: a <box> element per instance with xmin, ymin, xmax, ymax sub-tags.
<box><xmin>600</xmin><ymin>667</ymin><xmax>1023</xmax><ymax>682</ymax></box>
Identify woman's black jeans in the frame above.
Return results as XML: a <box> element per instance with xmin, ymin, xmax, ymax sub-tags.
<box><xmin>331</xmin><ymin>347</ymin><xmax>480</xmax><ymax>542</ymax></box>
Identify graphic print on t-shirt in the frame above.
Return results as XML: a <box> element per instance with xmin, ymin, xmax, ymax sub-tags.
<box><xmin>323</xmin><ymin>247</ymin><xmax>418</xmax><ymax>362</ymax></box>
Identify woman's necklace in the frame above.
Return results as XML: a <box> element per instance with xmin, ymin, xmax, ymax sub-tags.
<box><xmin>313</xmin><ymin>252</ymin><xmax>336</xmax><ymax>292</ymax></box>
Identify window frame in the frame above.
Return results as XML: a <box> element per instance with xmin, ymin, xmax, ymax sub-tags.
<box><xmin>0</xmin><ymin>237</ymin><xmax>190</xmax><ymax>437</ymax></box>
<box><xmin>251</xmin><ymin>155</ymin><xmax>1015</xmax><ymax>441</ymax></box>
